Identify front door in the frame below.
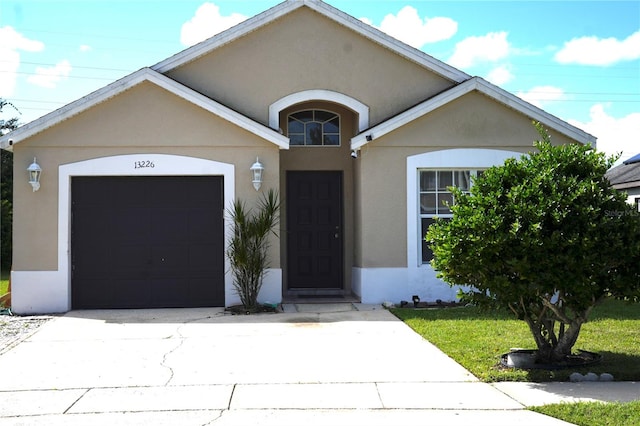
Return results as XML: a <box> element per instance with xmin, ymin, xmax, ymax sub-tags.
<box><xmin>286</xmin><ymin>171</ymin><xmax>343</xmax><ymax>294</ymax></box>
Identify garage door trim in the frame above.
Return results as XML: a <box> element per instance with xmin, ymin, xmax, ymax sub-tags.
<box><xmin>55</xmin><ymin>154</ymin><xmax>235</xmax><ymax>310</ymax></box>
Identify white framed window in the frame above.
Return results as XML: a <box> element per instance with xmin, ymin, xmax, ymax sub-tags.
<box><xmin>419</xmin><ymin>169</ymin><xmax>483</xmax><ymax>263</ymax></box>
<box><xmin>288</xmin><ymin>110</ymin><xmax>340</xmax><ymax>146</ymax></box>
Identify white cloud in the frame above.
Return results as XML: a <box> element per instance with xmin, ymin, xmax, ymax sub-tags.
<box><xmin>27</xmin><ymin>60</ymin><xmax>72</xmax><ymax>89</ymax></box>
<box><xmin>365</xmin><ymin>6</ymin><xmax>457</xmax><ymax>48</ymax></box>
<box><xmin>79</xmin><ymin>44</ymin><xmax>92</xmax><ymax>52</ymax></box>
<box><xmin>516</xmin><ymin>86</ymin><xmax>565</xmax><ymax>109</ymax></box>
<box><xmin>180</xmin><ymin>2</ymin><xmax>247</xmax><ymax>47</ymax></box>
<box><xmin>486</xmin><ymin>65</ymin><xmax>513</xmax><ymax>85</ymax></box>
<box><xmin>0</xmin><ymin>26</ymin><xmax>44</xmax><ymax>97</ymax></box>
<box><xmin>555</xmin><ymin>31</ymin><xmax>640</xmax><ymax>66</ymax></box>
<box><xmin>449</xmin><ymin>31</ymin><xmax>510</xmax><ymax>69</ymax></box>
<box><xmin>570</xmin><ymin>104</ymin><xmax>640</xmax><ymax>165</ymax></box>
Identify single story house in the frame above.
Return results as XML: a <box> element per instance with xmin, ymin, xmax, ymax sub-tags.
<box><xmin>606</xmin><ymin>153</ymin><xmax>640</xmax><ymax>211</ymax></box>
<box><xmin>0</xmin><ymin>0</ymin><xmax>595</xmax><ymax>314</ymax></box>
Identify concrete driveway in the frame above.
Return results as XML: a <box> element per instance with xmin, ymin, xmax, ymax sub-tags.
<box><xmin>0</xmin><ymin>304</ymin><xmax>575</xmax><ymax>425</ymax></box>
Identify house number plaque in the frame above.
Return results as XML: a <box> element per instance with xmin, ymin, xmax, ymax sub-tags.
<box><xmin>134</xmin><ymin>160</ymin><xmax>155</xmax><ymax>169</ymax></box>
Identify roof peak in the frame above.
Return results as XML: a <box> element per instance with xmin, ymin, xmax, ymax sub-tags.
<box><xmin>151</xmin><ymin>0</ymin><xmax>468</xmax><ymax>83</ymax></box>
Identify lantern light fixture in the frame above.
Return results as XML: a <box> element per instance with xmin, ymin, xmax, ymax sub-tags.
<box><xmin>27</xmin><ymin>157</ymin><xmax>42</xmax><ymax>192</ymax></box>
<box><xmin>250</xmin><ymin>157</ymin><xmax>264</xmax><ymax>191</ymax></box>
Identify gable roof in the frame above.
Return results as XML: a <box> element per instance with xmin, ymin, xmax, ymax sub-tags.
<box><xmin>0</xmin><ymin>68</ymin><xmax>288</xmax><ymax>150</ymax></box>
<box><xmin>623</xmin><ymin>152</ymin><xmax>640</xmax><ymax>165</ymax></box>
<box><xmin>350</xmin><ymin>77</ymin><xmax>597</xmax><ymax>150</ymax></box>
<box><xmin>606</xmin><ymin>153</ymin><xmax>640</xmax><ymax>189</ymax></box>
<box><xmin>152</xmin><ymin>0</ymin><xmax>469</xmax><ymax>84</ymax></box>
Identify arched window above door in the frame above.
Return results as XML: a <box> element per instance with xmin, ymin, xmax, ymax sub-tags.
<box><xmin>288</xmin><ymin>110</ymin><xmax>340</xmax><ymax>146</ymax></box>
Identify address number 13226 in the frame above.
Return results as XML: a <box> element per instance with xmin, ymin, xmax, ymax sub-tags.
<box><xmin>134</xmin><ymin>161</ymin><xmax>155</xmax><ymax>169</ymax></box>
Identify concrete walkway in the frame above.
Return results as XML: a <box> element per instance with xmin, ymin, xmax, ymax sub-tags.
<box><xmin>0</xmin><ymin>303</ymin><xmax>636</xmax><ymax>425</ymax></box>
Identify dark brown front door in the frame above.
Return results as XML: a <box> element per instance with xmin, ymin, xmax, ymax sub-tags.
<box><xmin>71</xmin><ymin>176</ymin><xmax>225</xmax><ymax>309</ymax></box>
<box><xmin>286</xmin><ymin>171</ymin><xmax>343</xmax><ymax>293</ymax></box>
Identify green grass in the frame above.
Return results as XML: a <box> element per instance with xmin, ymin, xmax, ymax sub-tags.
<box><xmin>531</xmin><ymin>401</ymin><xmax>640</xmax><ymax>426</ymax></box>
<box><xmin>0</xmin><ymin>271</ymin><xmax>8</xmax><ymax>297</ymax></box>
<box><xmin>391</xmin><ymin>299</ymin><xmax>640</xmax><ymax>382</ymax></box>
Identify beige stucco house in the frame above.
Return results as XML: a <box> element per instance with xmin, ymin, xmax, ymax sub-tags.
<box><xmin>0</xmin><ymin>0</ymin><xmax>595</xmax><ymax>314</ymax></box>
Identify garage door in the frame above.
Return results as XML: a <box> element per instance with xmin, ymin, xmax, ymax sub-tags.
<box><xmin>71</xmin><ymin>176</ymin><xmax>225</xmax><ymax>309</ymax></box>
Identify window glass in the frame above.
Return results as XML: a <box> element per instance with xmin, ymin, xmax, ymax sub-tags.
<box><xmin>420</xmin><ymin>171</ymin><xmax>436</xmax><ymax>191</ymax></box>
<box><xmin>324</xmin><ymin>117</ymin><xmax>339</xmax><ymax>134</ymax></box>
<box><xmin>288</xmin><ymin>118</ymin><xmax>304</xmax><ymax>133</ymax></box>
<box><xmin>324</xmin><ymin>134</ymin><xmax>340</xmax><ymax>146</ymax></box>
<box><xmin>307</xmin><ymin>122</ymin><xmax>322</xmax><ymax>145</ymax></box>
<box><xmin>292</xmin><ymin>110</ymin><xmax>314</xmax><ymax>122</ymax></box>
<box><xmin>287</xmin><ymin>110</ymin><xmax>340</xmax><ymax>146</ymax></box>
<box><xmin>437</xmin><ymin>171</ymin><xmax>453</xmax><ymax>190</ymax></box>
<box><xmin>455</xmin><ymin>171</ymin><xmax>471</xmax><ymax>191</ymax></box>
<box><xmin>290</xmin><ymin>134</ymin><xmax>305</xmax><ymax>146</ymax></box>
<box><xmin>420</xmin><ymin>193</ymin><xmax>436</xmax><ymax>214</ymax></box>
<box><xmin>314</xmin><ymin>110</ymin><xmax>335</xmax><ymax>122</ymax></box>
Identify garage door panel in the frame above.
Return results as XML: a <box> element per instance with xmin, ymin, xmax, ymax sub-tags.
<box><xmin>150</xmin><ymin>244</ymin><xmax>188</xmax><ymax>272</ymax></box>
<box><xmin>113</xmin><ymin>245</ymin><xmax>149</xmax><ymax>272</ymax></box>
<box><xmin>151</xmin><ymin>209</ymin><xmax>189</xmax><ymax>243</ymax></box>
<box><xmin>73</xmin><ymin>279</ymin><xmax>113</xmax><ymax>309</ymax></box>
<box><xmin>110</xmin><ymin>279</ymin><xmax>149</xmax><ymax>308</ymax></box>
<box><xmin>112</xmin><ymin>208</ymin><xmax>151</xmax><ymax>243</ymax></box>
<box><xmin>188</xmin><ymin>209</ymin><xmax>222</xmax><ymax>241</ymax></box>
<box><xmin>189</xmin><ymin>278</ymin><xmax>224</xmax><ymax>306</ymax></box>
<box><xmin>72</xmin><ymin>176</ymin><xmax>225</xmax><ymax>309</ymax></box>
<box><xmin>189</xmin><ymin>244</ymin><xmax>224</xmax><ymax>271</ymax></box>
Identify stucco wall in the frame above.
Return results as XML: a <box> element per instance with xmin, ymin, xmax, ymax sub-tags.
<box><xmin>166</xmin><ymin>7</ymin><xmax>454</xmax><ymax>129</ymax></box>
<box><xmin>12</xmin><ymin>82</ymin><xmax>281</xmax><ymax>271</ymax></box>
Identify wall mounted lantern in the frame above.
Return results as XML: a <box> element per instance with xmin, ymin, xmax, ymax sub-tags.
<box><xmin>250</xmin><ymin>157</ymin><xmax>264</xmax><ymax>191</ymax></box>
<box><xmin>27</xmin><ymin>157</ymin><xmax>42</xmax><ymax>192</ymax></box>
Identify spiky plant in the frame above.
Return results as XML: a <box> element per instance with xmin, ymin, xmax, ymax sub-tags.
<box><xmin>227</xmin><ymin>189</ymin><xmax>280</xmax><ymax>312</ymax></box>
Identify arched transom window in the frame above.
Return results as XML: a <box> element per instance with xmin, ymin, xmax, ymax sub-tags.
<box><xmin>287</xmin><ymin>110</ymin><xmax>340</xmax><ymax>146</ymax></box>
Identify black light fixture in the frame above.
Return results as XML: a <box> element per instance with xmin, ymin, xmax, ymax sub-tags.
<box><xmin>412</xmin><ymin>295</ymin><xmax>420</xmax><ymax>307</ymax></box>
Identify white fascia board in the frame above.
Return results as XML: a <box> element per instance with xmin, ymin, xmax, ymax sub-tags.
<box><xmin>351</xmin><ymin>77</ymin><xmax>596</xmax><ymax>150</ymax></box>
<box><xmin>0</xmin><ymin>68</ymin><xmax>288</xmax><ymax>150</ymax></box>
<box><xmin>152</xmin><ymin>0</ymin><xmax>469</xmax><ymax>83</ymax></box>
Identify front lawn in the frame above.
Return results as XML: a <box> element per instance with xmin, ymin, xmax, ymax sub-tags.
<box><xmin>531</xmin><ymin>401</ymin><xmax>640</xmax><ymax>426</ymax></box>
<box><xmin>390</xmin><ymin>298</ymin><xmax>640</xmax><ymax>382</ymax></box>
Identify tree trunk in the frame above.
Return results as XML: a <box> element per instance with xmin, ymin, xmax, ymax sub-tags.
<box><xmin>551</xmin><ymin>319</ymin><xmax>583</xmax><ymax>361</ymax></box>
<box><xmin>524</xmin><ymin>314</ymin><xmax>585</xmax><ymax>363</ymax></box>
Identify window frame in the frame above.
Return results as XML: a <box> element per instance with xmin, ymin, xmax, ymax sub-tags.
<box><xmin>287</xmin><ymin>109</ymin><xmax>341</xmax><ymax>147</ymax></box>
<box><xmin>419</xmin><ymin>169</ymin><xmax>484</xmax><ymax>264</ymax></box>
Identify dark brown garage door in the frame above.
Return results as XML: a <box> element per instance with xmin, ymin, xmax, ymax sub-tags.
<box><xmin>71</xmin><ymin>176</ymin><xmax>225</xmax><ymax>309</ymax></box>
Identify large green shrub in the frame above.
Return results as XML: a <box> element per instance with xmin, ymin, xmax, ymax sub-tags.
<box><xmin>227</xmin><ymin>189</ymin><xmax>280</xmax><ymax>312</ymax></box>
<box><xmin>427</xmin><ymin>123</ymin><xmax>640</xmax><ymax>363</ymax></box>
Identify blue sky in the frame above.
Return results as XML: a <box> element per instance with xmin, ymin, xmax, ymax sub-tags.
<box><xmin>1</xmin><ymin>0</ymin><xmax>638</xmax><ymax>163</ymax></box>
